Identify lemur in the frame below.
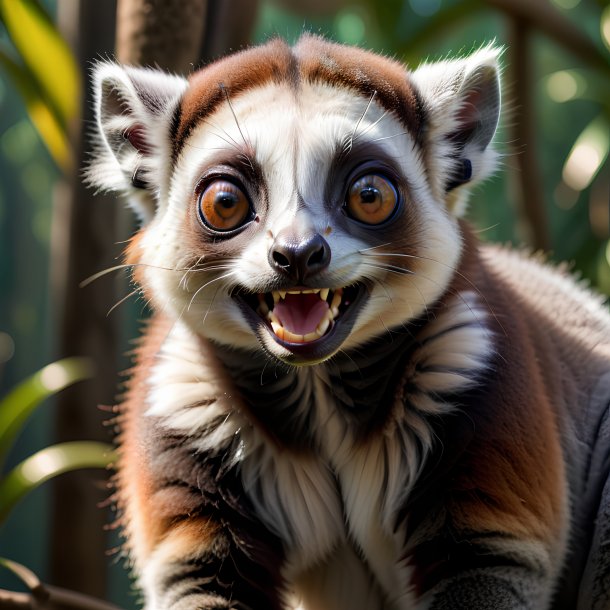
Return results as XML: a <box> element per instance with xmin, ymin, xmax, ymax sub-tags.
<box><xmin>89</xmin><ymin>35</ymin><xmax>610</xmax><ymax>609</ymax></box>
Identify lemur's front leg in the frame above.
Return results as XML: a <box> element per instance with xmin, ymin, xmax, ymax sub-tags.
<box><xmin>411</xmin><ymin>418</ymin><xmax>567</xmax><ymax>610</ymax></box>
<box><xmin>415</xmin><ymin>532</ymin><xmax>555</xmax><ymax>610</ymax></box>
<box><xmin>118</xmin><ymin>416</ymin><xmax>285</xmax><ymax>610</ymax></box>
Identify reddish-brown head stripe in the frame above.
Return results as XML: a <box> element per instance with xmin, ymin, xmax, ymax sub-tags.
<box><xmin>171</xmin><ymin>35</ymin><xmax>426</xmax><ymax>161</ymax></box>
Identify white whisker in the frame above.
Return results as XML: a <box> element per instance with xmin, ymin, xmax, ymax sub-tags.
<box><xmin>201</xmin><ymin>284</ymin><xmax>223</xmax><ymax>329</ymax></box>
<box><xmin>187</xmin><ymin>271</ymin><xmax>238</xmax><ymax>312</ymax></box>
<box><xmin>106</xmin><ymin>288</ymin><xmax>141</xmax><ymax>317</ymax></box>
<box><xmin>360</xmin><ymin>262</ymin><xmax>414</xmax><ymax>276</ymax></box>
<box><xmin>353</xmin><ymin>108</ymin><xmax>389</xmax><ymax>142</ymax></box>
<box><xmin>344</xmin><ymin>90</ymin><xmax>377</xmax><ymax>155</ymax></box>
<box><xmin>220</xmin><ymin>84</ymin><xmax>255</xmax><ymax>171</ymax></box>
<box><xmin>81</xmin><ymin>261</ymin><xmax>206</xmax><ymax>288</ymax></box>
<box><xmin>371</xmin><ymin>131</ymin><xmax>408</xmax><ymax>143</ymax></box>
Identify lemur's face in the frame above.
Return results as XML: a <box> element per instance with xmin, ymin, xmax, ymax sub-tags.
<box><xmin>91</xmin><ymin>37</ymin><xmax>500</xmax><ymax>365</ymax></box>
<box><xmin>143</xmin><ymin>83</ymin><xmax>459</xmax><ymax>364</ymax></box>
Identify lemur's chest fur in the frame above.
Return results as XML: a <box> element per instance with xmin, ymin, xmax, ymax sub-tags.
<box><xmin>136</xmin><ymin>285</ymin><xmax>492</xmax><ymax>606</ymax></box>
<box><xmin>91</xmin><ymin>35</ymin><xmax>610</xmax><ymax>610</ymax></box>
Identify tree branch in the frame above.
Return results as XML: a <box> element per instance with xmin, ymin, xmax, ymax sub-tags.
<box><xmin>487</xmin><ymin>0</ymin><xmax>610</xmax><ymax>78</ymax></box>
<box><xmin>0</xmin><ymin>586</ymin><xmax>125</xmax><ymax>610</ymax></box>
<box><xmin>506</xmin><ymin>17</ymin><xmax>551</xmax><ymax>251</ymax></box>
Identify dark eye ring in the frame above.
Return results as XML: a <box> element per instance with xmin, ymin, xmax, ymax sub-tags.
<box><xmin>344</xmin><ymin>174</ymin><xmax>399</xmax><ymax>225</ymax></box>
<box><xmin>197</xmin><ymin>179</ymin><xmax>252</xmax><ymax>232</ymax></box>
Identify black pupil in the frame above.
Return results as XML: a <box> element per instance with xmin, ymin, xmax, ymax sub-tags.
<box><xmin>217</xmin><ymin>191</ymin><xmax>238</xmax><ymax>209</ymax></box>
<box><xmin>360</xmin><ymin>186</ymin><xmax>379</xmax><ymax>204</ymax></box>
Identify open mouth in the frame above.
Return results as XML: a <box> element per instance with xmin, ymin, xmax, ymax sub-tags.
<box><xmin>254</xmin><ymin>286</ymin><xmax>359</xmax><ymax>343</ymax></box>
<box><xmin>234</xmin><ymin>284</ymin><xmax>364</xmax><ymax>358</ymax></box>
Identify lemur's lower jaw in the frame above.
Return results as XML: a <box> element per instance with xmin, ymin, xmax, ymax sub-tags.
<box><xmin>233</xmin><ymin>283</ymin><xmax>366</xmax><ymax>364</ymax></box>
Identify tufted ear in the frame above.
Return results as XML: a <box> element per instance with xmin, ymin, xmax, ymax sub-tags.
<box><xmin>88</xmin><ymin>62</ymin><xmax>188</xmax><ymax>223</ymax></box>
<box><xmin>410</xmin><ymin>46</ymin><xmax>501</xmax><ymax>214</ymax></box>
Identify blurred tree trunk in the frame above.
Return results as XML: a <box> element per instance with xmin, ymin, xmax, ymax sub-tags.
<box><xmin>198</xmin><ymin>0</ymin><xmax>260</xmax><ymax>63</ymax></box>
<box><xmin>115</xmin><ymin>0</ymin><xmax>260</xmax><ymax>71</ymax></box>
<box><xmin>50</xmin><ymin>0</ymin><xmax>119</xmax><ymax>598</ymax></box>
<box><xmin>49</xmin><ymin>0</ymin><xmax>260</xmax><ymax>601</ymax></box>
<box><xmin>487</xmin><ymin>0</ymin><xmax>610</xmax><ymax>251</ymax></box>
<box><xmin>116</xmin><ymin>0</ymin><xmax>208</xmax><ymax>71</ymax></box>
<box><xmin>506</xmin><ymin>18</ymin><xmax>550</xmax><ymax>251</ymax></box>
<box><xmin>488</xmin><ymin>0</ymin><xmax>610</xmax><ymax>79</ymax></box>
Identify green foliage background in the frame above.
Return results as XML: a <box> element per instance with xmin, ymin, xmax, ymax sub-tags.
<box><xmin>0</xmin><ymin>0</ymin><xmax>608</xmax><ymax>607</ymax></box>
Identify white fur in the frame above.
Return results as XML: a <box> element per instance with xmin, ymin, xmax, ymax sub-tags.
<box><xmin>92</xmin><ymin>47</ymin><xmax>502</xmax><ymax>609</ymax></box>
<box><xmin>88</xmin><ymin>62</ymin><xmax>188</xmax><ymax>222</ymax></box>
<box><xmin>410</xmin><ymin>45</ymin><xmax>502</xmax><ymax>215</ymax></box>
<box><xmin>142</xmin><ymin>294</ymin><xmax>492</xmax><ymax>608</ymax></box>
<box><xmin>144</xmin><ymin>322</ymin><xmax>245</xmax><ymax>453</ymax></box>
<box><xmin>137</xmin><ymin>81</ymin><xmax>464</xmax><ymax>357</ymax></box>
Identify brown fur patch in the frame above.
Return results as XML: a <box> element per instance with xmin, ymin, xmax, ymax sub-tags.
<box><xmin>173</xmin><ymin>38</ymin><xmax>297</xmax><ymax>160</ymax></box>
<box><xmin>440</xmin><ymin>224</ymin><xmax>566</xmax><ymax>543</ymax></box>
<box><xmin>172</xmin><ymin>35</ymin><xmax>425</xmax><ymax>160</ymax></box>
<box><xmin>116</xmin><ymin>316</ymin><xmax>174</xmax><ymax>559</ymax></box>
<box><xmin>155</xmin><ymin>517</ymin><xmax>218</xmax><ymax>562</ymax></box>
<box><xmin>294</xmin><ymin>36</ymin><xmax>425</xmax><ymax>142</ymax></box>
<box><xmin>125</xmin><ymin>228</ymin><xmax>147</xmax><ymax>289</ymax></box>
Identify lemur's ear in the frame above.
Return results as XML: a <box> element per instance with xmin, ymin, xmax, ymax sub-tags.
<box><xmin>410</xmin><ymin>46</ymin><xmax>501</xmax><ymax>213</ymax></box>
<box><xmin>88</xmin><ymin>63</ymin><xmax>188</xmax><ymax>223</ymax></box>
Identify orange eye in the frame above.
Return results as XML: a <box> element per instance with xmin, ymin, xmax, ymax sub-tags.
<box><xmin>198</xmin><ymin>180</ymin><xmax>251</xmax><ymax>231</ymax></box>
<box><xmin>345</xmin><ymin>174</ymin><xmax>399</xmax><ymax>225</ymax></box>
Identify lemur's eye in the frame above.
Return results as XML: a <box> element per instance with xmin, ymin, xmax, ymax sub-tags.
<box><xmin>198</xmin><ymin>180</ymin><xmax>250</xmax><ymax>231</ymax></box>
<box><xmin>345</xmin><ymin>174</ymin><xmax>398</xmax><ymax>225</ymax></box>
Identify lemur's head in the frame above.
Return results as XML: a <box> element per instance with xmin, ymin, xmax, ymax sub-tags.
<box><xmin>90</xmin><ymin>35</ymin><xmax>500</xmax><ymax>365</ymax></box>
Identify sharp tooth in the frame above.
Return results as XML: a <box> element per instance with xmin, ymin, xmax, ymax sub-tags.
<box><xmin>279</xmin><ymin>290</ymin><xmax>287</xmax><ymax>300</ymax></box>
<box><xmin>272</xmin><ymin>291</ymin><xmax>280</xmax><ymax>304</ymax></box>
<box><xmin>270</xmin><ymin>321</ymin><xmax>284</xmax><ymax>339</ymax></box>
<box><xmin>283</xmin><ymin>328</ymin><xmax>305</xmax><ymax>343</ymax></box>
<box><xmin>331</xmin><ymin>306</ymin><xmax>339</xmax><ymax>318</ymax></box>
<box><xmin>320</xmin><ymin>288</ymin><xmax>329</xmax><ymax>301</ymax></box>
<box><xmin>330</xmin><ymin>290</ymin><xmax>342</xmax><ymax>311</ymax></box>
<box><xmin>316</xmin><ymin>315</ymin><xmax>330</xmax><ymax>336</ymax></box>
<box><xmin>268</xmin><ymin>310</ymin><xmax>280</xmax><ymax>324</ymax></box>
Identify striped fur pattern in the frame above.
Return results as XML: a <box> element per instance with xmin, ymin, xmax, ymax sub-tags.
<box><xmin>89</xmin><ymin>36</ymin><xmax>610</xmax><ymax>609</ymax></box>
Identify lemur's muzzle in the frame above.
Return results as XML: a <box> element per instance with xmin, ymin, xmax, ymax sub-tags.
<box><xmin>268</xmin><ymin>229</ymin><xmax>331</xmax><ymax>283</ymax></box>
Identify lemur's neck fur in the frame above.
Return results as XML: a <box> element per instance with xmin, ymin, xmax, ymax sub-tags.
<box><xmin>212</xmin><ymin>317</ymin><xmax>423</xmax><ymax>447</ymax></box>
<box><xmin>195</xmin><ymin>224</ymin><xmax>492</xmax><ymax>452</ymax></box>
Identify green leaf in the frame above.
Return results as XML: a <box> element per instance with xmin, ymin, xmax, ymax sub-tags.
<box><xmin>0</xmin><ymin>0</ymin><xmax>80</xmax><ymax>127</ymax></box>
<box><xmin>0</xmin><ymin>357</ymin><xmax>93</xmax><ymax>469</ymax></box>
<box><xmin>0</xmin><ymin>441</ymin><xmax>116</xmax><ymax>524</ymax></box>
<box><xmin>0</xmin><ymin>557</ymin><xmax>42</xmax><ymax>590</ymax></box>
<box><xmin>0</xmin><ymin>46</ymin><xmax>73</xmax><ymax>171</ymax></box>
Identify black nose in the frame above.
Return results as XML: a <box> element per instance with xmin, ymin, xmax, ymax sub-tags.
<box><xmin>269</xmin><ymin>231</ymin><xmax>331</xmax><ymax>282</ymax></box>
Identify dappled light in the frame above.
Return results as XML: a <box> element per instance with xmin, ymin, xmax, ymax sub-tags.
<box><xmin>562</xmin><ymin>117</ymin><xmax>609</xmax><ymax>192</ymax></box>
<box><xmin>0</xmin><ymin>1</ymin><xmax>609</xmax><ymax>609</ymax></box>
<box><xmin>546</xmin><ymin>70</ymin><xmax>581</xmax><ymax>102</ymax></box>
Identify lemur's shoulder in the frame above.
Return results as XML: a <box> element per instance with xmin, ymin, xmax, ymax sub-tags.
<box><xmin>479</xmin><ymin>242</ymin><xmax>610</xmax><ymax>344</ymax></box>
<box><xmin>470</xmin><ymin>239</ymin><xmax>610</xmax><ymax>427</ymax></box>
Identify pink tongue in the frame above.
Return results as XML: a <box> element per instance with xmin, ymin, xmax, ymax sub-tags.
<box><xmin>274</xmin><ymin>293</ymin><xmax>329</xmax><ymax>335</ymax></box>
